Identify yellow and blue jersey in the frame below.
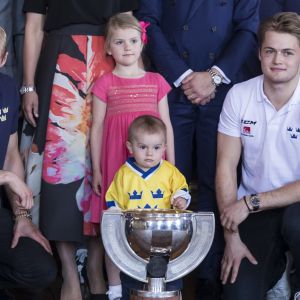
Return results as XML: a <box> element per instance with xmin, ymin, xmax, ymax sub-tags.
<box><xmin>106</xmin><ymin>158</ymin><xmax>191</xmax><ymax>210</ymax></box>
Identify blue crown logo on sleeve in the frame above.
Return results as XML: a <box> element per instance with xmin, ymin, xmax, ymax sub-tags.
<box><xmin>291</xmin><ymin>134</ymin><xmax>298</xmax><ymax>139</ymax></box>
<box><xmin>296</xmin><ymin>128</ymin><xmax>300</xmax><ymax>133</ymax></box>
<box><xmin>151</xmin><ymin>189</ymin><xmax>164</xmax><ymax>199</ymax></box>
<box><xmin>287</xmin><ymin>126</ymin><xmax>293</xmax><ymax>132</ymax></box>
<box><xmin>128</xmin><ymin>190</ymin><xmax>143</xmax><ymax>200</ymax></box>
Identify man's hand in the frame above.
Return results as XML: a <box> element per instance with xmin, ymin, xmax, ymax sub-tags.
<box><xmin>172</xmin><ymin>197</ymin><xmax>187</xmax><ymax>210</ymax></box>
<box><xmin>12</xmin><ymin>218</ymin><xmax>52</xmax><ymax>254</ymax></box>
<box><xmin>2</xmin><ymin>171</ymin><xmax>33</xmax><ymax>209</ymax></box>
<box><xmin>221</xmin><ymin>231</ymin><xmax>257</xmax><ymax>284</ymax></box>
<box><xmin>181</xmin><ymin>71</ymin><xmax>216</xmax><ymax>105</ymax></box>
<box><xmin>220</xmin><ymin>200</ymin><xmax>249</xmax><ymax>232</ymax></box>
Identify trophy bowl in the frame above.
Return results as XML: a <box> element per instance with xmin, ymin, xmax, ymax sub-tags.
<box><xmin>124</xmin><ymin>209</ymin><xmax>193</xmax><ymax>260</ymax></box>
<box><xmin>101</xmin><ymin>209</ymin><xmax>214</xmax><ymax>299</ymax></box>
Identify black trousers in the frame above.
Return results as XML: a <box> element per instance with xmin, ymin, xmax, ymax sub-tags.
<box><xmin>223</xmin><ymin>203</ymin><xmax>300</xmax><ymax>300</ymax></box>
<box><xmin>168</xmin><ymin>99</ymin><xmax>227</xmax><ymax>282</ymax></box>
<box><xmin>0</xmin><ymin>208</ymin><xmax>57</xmax><ymax>298</ymax></box>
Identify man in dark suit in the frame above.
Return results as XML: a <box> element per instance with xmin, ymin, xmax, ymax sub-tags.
<box><xmin>137</xmin><ymin>1</ymin><xmax>260</xmax><ymax>298</ymax></box>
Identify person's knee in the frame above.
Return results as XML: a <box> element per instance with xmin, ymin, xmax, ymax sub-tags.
<box><xmin>33</xmin><ymin>255</ymin><xmax>57</xmax><ymax>288</ymax></box>
<box><xmin>21</xmin><ymin>256</ymin><xmax>57</xmax><ymax>289</ymax></box>
<box><xmin>282</xmin><ymin>204</ymin><xmax>300</xmax><ymax>245</ymax></box>
<box><xmin>223</xmin><ymin>277</ymin><xmax>261</xmax><ymax>300</ymax></box>
<box><xmin>14</xmin><ymin>238</ymin><xmax>57</xmax><ymax>288</ymax></box>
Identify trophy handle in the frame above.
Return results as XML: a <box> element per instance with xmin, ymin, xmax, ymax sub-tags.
<box><xmin>101</xmin><ymin>211</ymin><xmax>148</xmax><ymax>282</ymax></box>
<box><xmin>165</xmin><ymin>212</ymin><xmax>215</xmax><ymax>282</ymax></box>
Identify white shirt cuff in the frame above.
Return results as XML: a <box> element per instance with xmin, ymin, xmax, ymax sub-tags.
<box><xmin>173</xmin><ymin>69</ymin><xmax>193</xmax><ymax>87</ymax></box>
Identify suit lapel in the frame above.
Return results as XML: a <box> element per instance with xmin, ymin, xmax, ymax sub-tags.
<box><xmin>185</xmin><ymin>0</ymin><xmax>206</xmax><ymax>23</ymax></box>
<box><xmin>174</xmin><ymin>0</ymin><xmax>193</xmax><ymax>25</ymax></box>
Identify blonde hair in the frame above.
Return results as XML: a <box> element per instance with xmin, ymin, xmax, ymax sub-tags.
<box><xmin>258</xmin><ymin>12</ymin><xmax>300</xmax><ymax>47</ymax></box>
<box><xmin>105</xmin><ymin>13</ymin><xmax>142</xmax><ymax>52</ymax></box>
<box><xmin>128</xmin><ymin>115</ymin><xmax>167</xmax><ymax>143</ymax></box>
<box><xmin>0</xmin><ymin>26</ymin><xmax>7</xmax><ymax>58</ymax></box>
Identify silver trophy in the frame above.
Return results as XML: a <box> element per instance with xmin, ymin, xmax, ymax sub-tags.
<box><xmin>101</xmin><ymin>209</ymin><xmax>214</xmax><ymax>299</ymax></box>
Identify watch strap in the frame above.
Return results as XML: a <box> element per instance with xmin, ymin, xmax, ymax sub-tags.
<box><xmin>20</xmin><ymin>85</ymin><xmax>35</xmax><ymax>95</ymax></box>
<box><xmin>243</xmin><ymin>196</ymin><xmax>252</xmax><ymax>212</ymax></box>
<box><xmin>207</xmin><ymin>68</ymin><xmax>222</xmax><ymax>87</ymax></box>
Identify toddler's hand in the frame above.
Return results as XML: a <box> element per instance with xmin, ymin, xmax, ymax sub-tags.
<box><xmin>107</xmin><ymin>206</ymin><xmax>122</xmax><ymax>212</ymax></box>
<box><xmin>172</xmin><ymin>197</ymin><xmax>187</xmax><ymax>210</ymax></box>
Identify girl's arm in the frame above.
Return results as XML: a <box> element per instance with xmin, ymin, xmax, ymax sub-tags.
<box><xmin>22</xmin><ymin>12</ymin><xmax>45</xmax><ymax>127</ymax></box>
<box><xmin>90</xmin><ymin>95</ymin><xmax>107</xmax><ymax>196</ymax></box>
<box><xmin>158</xmin><ymin>96</ymin><xmax>175</xmax><ymax>164</ymax></box>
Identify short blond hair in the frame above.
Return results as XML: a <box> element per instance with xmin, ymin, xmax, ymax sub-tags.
<box><xmin>258</xmin><ymin>12</ymin><xmax>300</xmax><ymax>47</ymax></box>
<box><xmin>0</xmin><ymin>26</ymin><xmax>7</xmax><ymax>58</ymax></box>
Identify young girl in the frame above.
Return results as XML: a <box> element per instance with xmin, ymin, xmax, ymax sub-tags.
<box><xmin>90</xmin><ymin>13</ymin><xmax>175</xmax><ymax>300</ymax></box>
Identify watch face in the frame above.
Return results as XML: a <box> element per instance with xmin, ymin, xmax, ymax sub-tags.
<box><xmin>250</xmin><ymin>194</ymin><xmax>260</xmax><ymax>211</ymax></box>
<box><xmin>213</xmin><ymin>75</ymin><xmax>222</xmax><ymax>85</ymax></box>
<box><xmin>20</xmin><ymin>86</ymin><xmax>34</xmax><ymax>95</ymax></box>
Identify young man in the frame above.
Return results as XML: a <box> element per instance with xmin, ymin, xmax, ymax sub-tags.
<box><xmin>0</xmin><ymin>26</ymin><xmax>56</xmax><ymax>300</ymax></box>
<box><xmin>216</xmin><ymin>12</ymin><xmax>300</xmax><ymax>299</ymax></box>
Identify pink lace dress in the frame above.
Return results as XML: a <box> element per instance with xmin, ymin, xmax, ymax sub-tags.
<box><xmin>90</xmin><ymin>71</ymin><xmax>171</xmax><ymax>223</ymax></box>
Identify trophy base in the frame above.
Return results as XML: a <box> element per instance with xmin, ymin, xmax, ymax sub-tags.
<box><xmin>130</xmin><ymin>289</ymin><xmax>181</xmax><ymax>299</ymax></box>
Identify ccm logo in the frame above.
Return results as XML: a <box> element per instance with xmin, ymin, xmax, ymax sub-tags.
<box><xmin>242</xmin><ymin>120</ymin><xmax>257</xmax><ymax>125</ymax></box>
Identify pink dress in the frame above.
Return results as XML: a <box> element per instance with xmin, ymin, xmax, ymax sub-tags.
<box><xmin>90</xmin><ymin>72</ymin><xmax>171</xmax><ymax>223</ymax></box>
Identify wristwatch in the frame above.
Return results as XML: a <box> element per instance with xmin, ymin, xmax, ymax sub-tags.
<box><xmin>207</xmin><ymin>69</ymin><xmax>222</xmax><ymax>87</ymax></box>
<box><xmin>249</xmin><ymin>193</ymin><xmax>260</xmax><ymax>212</ymax></box>
<box><xmin>20</xmin><ymin>85</ymin><xmax>35</xmax><ymax>95</ymax></box>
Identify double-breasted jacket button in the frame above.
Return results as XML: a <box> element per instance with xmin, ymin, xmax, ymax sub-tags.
<box><xmin>209</xmin><ymin>52</ymin><xmax>215</xmax><ymax>60</ymax></box>
<box><xmin>182</xmin><ymin>51</ymin><xmax>189</xmax><ymax>59</ymax></box>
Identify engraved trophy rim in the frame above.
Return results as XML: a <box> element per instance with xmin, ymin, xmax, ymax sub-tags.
<box><xmin>124</xmin><ymin>208</ymin><xmax>193</xmax><ymax>215</ymax></box>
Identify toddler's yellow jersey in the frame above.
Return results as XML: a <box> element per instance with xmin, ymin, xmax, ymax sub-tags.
<box><xmin>106</xmin><ymin>158</ymin><xmax>190</xmax><ymax>210</ymax></box>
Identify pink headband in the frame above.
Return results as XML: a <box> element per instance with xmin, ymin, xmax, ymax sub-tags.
<box><xmin>139</xmin><ymin>21</ymin><xmax>150</xmax><ymax>44</ymax></box>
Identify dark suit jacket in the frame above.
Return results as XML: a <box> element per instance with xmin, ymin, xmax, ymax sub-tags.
<box><xmin>260</xmin><ymin>0</ymin><xmax>300</xmax><ymax>20</ymax></box>
<box><xmin>137</xmin><ymin>0</ymin><xmax>260</xmax><ymax>104</ymax></box>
